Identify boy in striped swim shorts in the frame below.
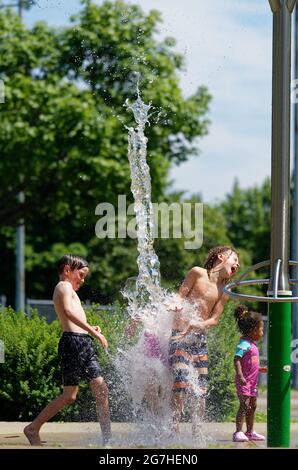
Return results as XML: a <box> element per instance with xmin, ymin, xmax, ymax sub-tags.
<box><xmin>168</xmin><ymin>246</ymin><xmax>240</xmax><ymax>440</ymax></box>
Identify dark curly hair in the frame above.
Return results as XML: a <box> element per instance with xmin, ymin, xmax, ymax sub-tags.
<box><xmin>203</xmin><ymin>246</ymin><xmax>238</xmax><ymax>276</ymax></box>
<box><xmin>234</xmin><ymin>305</ymin><xmax>263</xmax><ymax>336</ymax></box>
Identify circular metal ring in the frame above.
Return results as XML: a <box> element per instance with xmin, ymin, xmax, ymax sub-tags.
<box><xmin>224</xmin><ymin>259</ymin><xmax>298</xmax><ymax>303</ymax></box>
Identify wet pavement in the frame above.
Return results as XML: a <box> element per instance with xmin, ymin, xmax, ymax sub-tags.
<box><xmin>0</xmin><ymin>421</ymin><xmax>297</xmax><ymax>449</ymax></box>
<box><xmin>1</xmin><ymin>391</ymin><xmax>298</xmax><ymax>449</ymax></box>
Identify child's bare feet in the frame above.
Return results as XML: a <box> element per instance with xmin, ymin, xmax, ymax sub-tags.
<box><xmin>24</xmin><ymin>425</ymin><xmax>42</xmax><ymax>446</ymax></box>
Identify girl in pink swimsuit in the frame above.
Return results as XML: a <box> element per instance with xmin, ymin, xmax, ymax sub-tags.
<box><xmin>233</xmin><ymin>305</ymin><xmax>267</xmax><ymax>442</ymax></box>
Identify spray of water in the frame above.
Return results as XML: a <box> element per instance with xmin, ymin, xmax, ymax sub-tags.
<box><xmin>110</xmin><ymin>74</ymin><xmax>209</xmax><ymax>447</ymax></box>
<box><xmin>124</xmin><ymin>74</ymin><xmax>161</xmax><ymax>307</ymax></box>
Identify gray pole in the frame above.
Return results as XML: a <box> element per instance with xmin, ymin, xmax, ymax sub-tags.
<box><xmin>267</xmin><ymin>0</ymin><xmax>296</xmax><ymax>447</ymax></box>
<box><xmin>17</xmin><ymin>0</ymin><xmax>22</xmax><ymax>17</ymax></box>
<box><xmin>15</xmin><ymin>0</ymin><xmax>25</xmax><ymax>312</ymax></box>
<box><xmin>268</xmin><ymin>0</ymin><xmax>294</xmax><ymax>296</ymax></box>
<box><xmin>292</xmin><ymin>3</ymin><xmax>298</xmax><ymax>389</ymax></box>
<box><xmin>15</xmin><ymin>193</ymin><xmax>25</xmax><ymax>312</ymax></box>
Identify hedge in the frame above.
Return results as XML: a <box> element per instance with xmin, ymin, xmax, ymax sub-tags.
<box><xmin>0</xmin><ymin>301</ymin><xmax>240</xmax><ymax>422</ymax></box>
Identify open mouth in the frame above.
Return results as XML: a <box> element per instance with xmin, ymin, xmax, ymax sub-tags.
<box><xmin>231</xmin><ymin>266</ymin><xmax>237</xmax><ymax>275</ymax></box>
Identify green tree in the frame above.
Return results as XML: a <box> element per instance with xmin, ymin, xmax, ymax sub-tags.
<box><xmin>0</xmin><ymin>1</ymin><xmax>211</xmax><ymax>303</ymax></box>
<box><xmin>220</xmin><ymin>178</ymin><xmax>271</xmax><ymax>264</ymax></box>
<box><xmin>219</xmin><ymin>179</ymin><xmax>271</xmax><ymax>312</ymax></box>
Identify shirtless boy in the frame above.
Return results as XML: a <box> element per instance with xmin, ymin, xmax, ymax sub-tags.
<box><xmin>24</xmin><ymin>254</ymin><xmax>111</xmax><ymax>446</ymax></box>
<box><xmin>169</xmin><ymin>246</ymin><xmax>240</xmax><ymax>439</ymax></box>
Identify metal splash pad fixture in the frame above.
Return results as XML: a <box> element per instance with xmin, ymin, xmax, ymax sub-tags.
<box><xmin>224</xmin><ymin>0</ymin><xmax>297</xmax><ymax>448</ymax></box>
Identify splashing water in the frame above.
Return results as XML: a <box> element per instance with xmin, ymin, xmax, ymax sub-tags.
<box><xmin>110</xmin><ymin>76</ymin><xmax>172</xmax><ymax>442</ymax></box>
<box><xmin>112</xmin><ymin>76</ymin><xmax>208</xmax><ymax>447</ymax></box>
<box><xmin>124</xmin><ymin>77</ymin><xmax>161</xmax><ymax>307</ymax></box>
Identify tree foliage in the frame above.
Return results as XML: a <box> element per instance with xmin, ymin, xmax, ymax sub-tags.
<box><xmin>0</xmin><ymin>305</ymin><xmax>129</xmax><ymax>421</ymax></box>
<box><xmin>0</xmin><ymin>1</ymin><xmax>211</xmax><ymax>303</ymax></box>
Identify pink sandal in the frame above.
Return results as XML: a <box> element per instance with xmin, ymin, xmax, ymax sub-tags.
<box><xmin>233</xmin><ymin>431</ymin><xmax>249</xmax><ymax>442</ymax></box>
<box><xmin>245</xmin><ymin>431</ymin><xmax>265</xmax><ymax>441</ymax></box>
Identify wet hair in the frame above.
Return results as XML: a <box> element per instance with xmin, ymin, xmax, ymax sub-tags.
<box><xmin>234</xmin><ymin>305</ymin><xmax>263</xmax><ymax>336</ymax></box>
<box><xmin>58</xmin><ymin>254</ymin><xmax>89</xmax><ymax>275</ymax></box>
<box><xmin>203</xmin><ymin>246</ymin><xmax>238</xmax><ymax>276</ymax></box>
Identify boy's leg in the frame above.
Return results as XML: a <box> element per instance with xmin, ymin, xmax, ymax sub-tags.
<box><xmin>168</xmin><ymin>333</ymin><xmax>192</xmax><ymax>434</ymax></box>
<box><xmin>190</xmin><ymin>395</ymin><xmax>206</xmax><ymax>439</ymax></box>
<box><xmin>191</xmin><ymin>341</ymin><xmax>208</xmax><ymax>438</ymax></box>
<box><xmin>90</xmin><ymin>376</ymin><xmax>111</xmax><ymax>445</ymax></box>
<box><xmin>144</xmin><ymin>373</ymin><xmax>162</xmax><ymax>417</ymax></box>
<box><xmin>170</xmin><ymin>391</ymin><xmax>185</xmax><ymax>434</ymax></box>
<box><xmin>24</xmin><ymin>385</ymin><xmax>78</xmax><ymax>445</ymax></box>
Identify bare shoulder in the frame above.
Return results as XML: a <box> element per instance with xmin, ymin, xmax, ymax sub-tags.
<box><xmin>188</xmin><ymin>266</ymin><xmax>207</xmax><ymax>279</ymax></box>
<box><xmin>53</xmin><ymin>281</ymin><xmax>72</xmax><ymax>300</ymax></box>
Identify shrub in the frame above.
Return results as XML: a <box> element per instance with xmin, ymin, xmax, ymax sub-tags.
<box><xmin>0</xmin><ymin>304</ymin><xmax>129</xmax><ymax>421</ymax></box>
<box><xmin>0</xmin><ymin>307</ymin><xmax>61</xmax><ymax>420</ymax></box>
<box><xmin>206</xmin><ymin>301</ymin><xmax>239</xmax><ymax>421</ymax></box>
<box><xmin>0</xmin><ymin>302</ymin><xmax>241</xmax><ymax>422</ymax></box>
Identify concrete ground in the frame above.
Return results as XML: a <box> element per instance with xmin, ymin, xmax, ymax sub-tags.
<box><xmin>0</xmin><ymin>421</ymin><xmax>298</xmax><ymax>449</ymax></box>
<box><xmin>1</xmin><ymin>390</ymin><xmax>298</xmax><ymax>449</ymax></box>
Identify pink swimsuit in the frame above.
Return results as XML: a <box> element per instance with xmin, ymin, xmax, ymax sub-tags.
<box><xmin>235</xmin><ymin>337</ymin><xmax>259</xmax><ymax>397</ymax></box>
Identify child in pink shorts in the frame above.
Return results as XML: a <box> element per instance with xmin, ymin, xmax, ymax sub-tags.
<box><xmin>125</xmin><ymin>320</ymin><xmax>170</xmax><ymax>417</ymax></box>
<box><xmin>233</xmin><ymin>305</ymin><xmax>267</xmax><ymax>442</ymax></box>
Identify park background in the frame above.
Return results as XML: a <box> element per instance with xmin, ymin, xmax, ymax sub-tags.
<box><xmin>0</xmin><ymin>0</ymin><xmax>282</xmax><ymax>425</ymax></box>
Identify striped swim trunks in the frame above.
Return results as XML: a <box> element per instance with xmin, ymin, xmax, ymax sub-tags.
<box><xmin>169</xmin><ymin>330</ymin><xmax>208</xmax><ymax>397</ymax></box>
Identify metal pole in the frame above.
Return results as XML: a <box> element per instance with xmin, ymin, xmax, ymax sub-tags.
<box><xmin>15</xmin><ymin>193</ymin><xmax>25</xmax><ymax>312</ymax></box>
<box><xmin>17</xmin><ymin>0</ymin><xmax>22</xmax><ymax>17</ymax></box>
<box><xmin>15</xmin><ymin>1</ymin><xmax>25</xmax><ymax>311</ymax></box>
<box><xmin>268</xmin><ymin>0</ymin><xmax>294</xmax><ymax>447</ymax></box>
<box><xmin>292</xmin><ymin>2</ymin><xmax>298</xmax><ymax>389</ymax></box>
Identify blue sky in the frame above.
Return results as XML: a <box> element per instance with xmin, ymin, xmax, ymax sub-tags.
<box><xmin>23</xmin><ymin>0</ymin><xmax>274</xmax><ymax>203</ymax></box>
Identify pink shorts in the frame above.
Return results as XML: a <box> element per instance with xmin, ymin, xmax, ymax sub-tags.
<box><xmin>143</xmin><ymin>332</ymin><xmax>168</xmax><ymax>366</ymax></box>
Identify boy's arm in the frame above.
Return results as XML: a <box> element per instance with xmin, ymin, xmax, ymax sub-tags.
<box><xmin>234</xmin><ymin>356</ymin><xmax>247</xmax><ymax>385</ymax></box>
<box><xmin>166</xmin><ymin>268</ymin><xmax>203</xmax><ymax>315</ymax></box>
<box><xmin>184</xmin><ymin>294</ymin><xmax>228</xmax><ymax>332</ymax></box>
<box><xmin>58</xmin><ymin>283</ymin><xmax>108</xmax><ymax>348</ymax></box>
<box><xmin>179</xmin><ymin>267</ymin><xmax>203</xmax><ymax>298</ymax></box>
<box><xmin>200</xmin><ymin>294</ymin><xmax>229</xmax><ymax>329</ymax></box>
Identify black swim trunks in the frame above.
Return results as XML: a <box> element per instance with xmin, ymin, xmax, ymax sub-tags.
<box><xmin>58</xmin><ymin>332</ymin><xmax>102</xmax><ymax>386</ymax></box>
